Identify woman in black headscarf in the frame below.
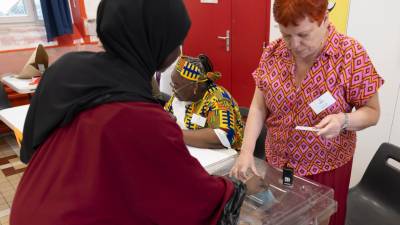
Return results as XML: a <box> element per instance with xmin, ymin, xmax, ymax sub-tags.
<box><xmin>10</xmin><ymin>0</ymin><xmax>244</xmax><ymax>224</ymax></box>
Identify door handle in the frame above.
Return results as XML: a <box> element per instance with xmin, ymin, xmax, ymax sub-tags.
<box><xmin>217</xmin><ymin>30</ymin><xmax>230</xmax><ymax>52</ymax></box>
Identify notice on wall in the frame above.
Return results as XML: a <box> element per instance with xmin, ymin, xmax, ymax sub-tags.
<box><xmin>328</xmin><ymin>0</ymin><xmax>351</xmax><ymax>34</ymax></box>
<box><xmin>200</xmin><ymin>0</ymin><xmax>218</xmax><ymax>4</ymax></box>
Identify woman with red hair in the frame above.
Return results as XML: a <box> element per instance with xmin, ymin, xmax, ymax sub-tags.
<box><xmin>230</xmin><ymin>1</ymin><xmax>384</xmax><ymax>225</ymax></box>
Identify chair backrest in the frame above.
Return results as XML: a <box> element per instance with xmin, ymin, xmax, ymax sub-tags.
<box><xmin>358</xmin><ymin>143</ymin><xmax>400</xmax><ymax>209</ymax></box>
<box><xmin>239</xmin><ymin>107</ymin><xmax>266</xmax><ymax>160</ymax></box>
<box><xmin>158</xmin><ymin>92</ymin><xmax>171</xmax><ymax>107</ymax></box>
<box><xmin>0</xmin><ymin>84</ymin><xmax>11</xmax><ymax>110</ymax></box>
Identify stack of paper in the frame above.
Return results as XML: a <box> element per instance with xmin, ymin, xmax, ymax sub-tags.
<box><xmin>1</xmin><ymin>73</ymin><xmax>37</xmax><ymax>94</ymax></box>
<box><xmin>187</xmin><ymin>146</ymin><xmax>237</xmax><ymax>174</ymax></box>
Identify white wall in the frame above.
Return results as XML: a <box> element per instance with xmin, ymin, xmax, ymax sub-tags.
<box><xmin>269</xmin><ymin>0</ymin><xmax>400</xmax><ymax>187</ymax></box>
<box><xmin>346</xmin><ymin>0</ymin><xmax>400</xmax><ymax>187</ymax></box>
<box><xmin>389</xmin><ymin>84</ymin><xmax>400</xmax><ymax>146</ymax></box>
<box><xmin>84</xmin><ymin>0</ymin><xmax>101</xmax><ymax>19</ymax></box>
<box><xmin>269</xmin><ymin>2</ymin><xmax>281</xmax><ymax>42</ymax></box>
<box><xmin>83</xmin><ymin>0</ymin><xmax>101</xmax><ymax>38</ymax></box>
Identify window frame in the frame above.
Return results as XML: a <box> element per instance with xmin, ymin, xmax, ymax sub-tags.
<box><xmin>0</xmin><ymin>0</ymin><xmax>41</xmax><ymax>24</ymax></box>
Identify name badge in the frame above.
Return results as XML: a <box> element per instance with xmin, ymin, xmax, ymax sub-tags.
<box><xmin>191</xmin><ymin>114</ymin><xmax>206</xmax><ymax>127</ymax></box>
<box><xmin>309</xmin><ymin>92</ymin><xmax>336</xmax><ymax>114</ymax></box>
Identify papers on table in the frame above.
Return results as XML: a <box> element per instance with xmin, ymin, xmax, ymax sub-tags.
<box><xmin>1</xmin><ymin>73</ymin><xmax>37</xmax><ymax>94</ymax></box>
<box><xmin>187</xmin><ymin>146</ymin><xmax>237</xmax><ymax>174</ymax></box>
<box><xmin>0</xmin><ymin>104</ymin><xmax>29</xmax><ymax>133</ymax></box>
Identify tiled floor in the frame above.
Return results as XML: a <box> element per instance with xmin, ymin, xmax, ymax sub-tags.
<box><xmin>0</xmin><ymin>134</ymin><xmax>26</xmax><ymax>225</ymax></box>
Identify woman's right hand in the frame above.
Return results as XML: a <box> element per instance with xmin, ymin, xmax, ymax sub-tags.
<box><xmin>229</xmin><ymin>152</ymin><xmax>260</xmax><ymax>181</ymax></box>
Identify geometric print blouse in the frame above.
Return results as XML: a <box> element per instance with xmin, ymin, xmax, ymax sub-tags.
<box><xmin>164</xmin><ymin>83</ymin><xmax>244</xmax><ymax>150</ymax></box>
<box><xmin>252</xmin><ymin>24</ymin><xmax>384</xmax><ymax>176</ymax></box>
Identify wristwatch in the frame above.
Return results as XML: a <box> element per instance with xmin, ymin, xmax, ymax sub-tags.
<box><xmin>341</xmin><ymin>113</ymin><xmax>349</xmax><ymax>130</ymax></box>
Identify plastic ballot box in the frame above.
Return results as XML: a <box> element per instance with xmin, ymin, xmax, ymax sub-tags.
<box><xmin>214</xmin><ymin>159</ymin><xmax>337</xmax><ymax>225</ymax></box>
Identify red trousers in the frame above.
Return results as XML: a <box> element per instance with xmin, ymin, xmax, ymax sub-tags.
<box><xmin>306</xmin><ymin>159</ymin><xmax>353</xmax><ymax>225</ymax></box>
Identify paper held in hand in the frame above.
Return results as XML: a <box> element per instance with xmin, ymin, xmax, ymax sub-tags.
<box><xmin>295</xmin><ymin>126</ymin><xmax>320</xmax><ymax>132</ymax></box>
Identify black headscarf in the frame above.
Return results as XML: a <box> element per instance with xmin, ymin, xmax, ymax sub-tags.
<box><xmin>20</xmin><ymin>0</ymin><xmax>191</xmax><ymax>163</ymax></box>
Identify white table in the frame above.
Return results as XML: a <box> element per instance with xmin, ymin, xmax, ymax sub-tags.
<box><xmin>0</xmin><ymin>104</ymin><xmax>28</xmax><ymax>134</ymax></box>
<box><xmin>0</xmin><ymin>105</ymin><xmax>29</xmax><ymax>148</ymax></box>
<box><xmin>1</xmin><ymin>73</ymin><xmax>37</xmax><ymax>94</ymax></box>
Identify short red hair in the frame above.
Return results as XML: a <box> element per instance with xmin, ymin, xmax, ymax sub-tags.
<box><xmin>273</xmin><ymin>0</ymin><xmax>328</xmax><ymax>27</ymax></box>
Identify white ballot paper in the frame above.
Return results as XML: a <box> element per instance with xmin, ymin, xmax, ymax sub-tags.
<box><xmin>187</xmin><ymin>146</ymin><xmax>237</xmax><ymax>174</ymax></box>
<box><xmin>295</xmin><ymin>126</ymin><xmax>320</xmax><ymax>132</ymax></box>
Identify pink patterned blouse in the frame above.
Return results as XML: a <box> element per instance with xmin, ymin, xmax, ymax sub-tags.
<box><xmin>252</xmin><ymin>25</ymin><xmax>384</xmax><ymax>176</ymax></box>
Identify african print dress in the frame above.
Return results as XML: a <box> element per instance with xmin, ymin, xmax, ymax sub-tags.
<box><xmin>165</xmin><ymin>83</ymin><xmax>244</xmax><ymax>150</ymax></box>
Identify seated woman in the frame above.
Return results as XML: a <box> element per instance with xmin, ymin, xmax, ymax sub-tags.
<box><xmin>165</xmin><ymin>54</ymin><xmax>244</xmax><ymax>150</ymax></box>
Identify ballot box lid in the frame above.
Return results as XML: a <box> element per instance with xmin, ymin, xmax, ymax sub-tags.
<box><xmin>214</xmin><ymin>159</ymin><xmax>337</xmax><ymax>225</ymax></box>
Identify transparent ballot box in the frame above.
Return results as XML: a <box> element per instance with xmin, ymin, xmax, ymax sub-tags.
<box><xmin>214</xmin><ymin>159</ymin><xmax>337</xmax><ymax>225</ymax></box>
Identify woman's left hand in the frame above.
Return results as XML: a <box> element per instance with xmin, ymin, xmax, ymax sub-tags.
<box><xmin>315</xmin><ymin>113</ymin><xmax>345</xmax><ymax>139</ymax></box>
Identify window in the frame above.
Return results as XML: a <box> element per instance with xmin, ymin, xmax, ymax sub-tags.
<box><xmin>0</xmin><ymin>0</ymin><xmax>43</xmax><ymax>24</ymax></box>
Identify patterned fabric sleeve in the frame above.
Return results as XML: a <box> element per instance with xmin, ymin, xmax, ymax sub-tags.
<box><xmin>251</xmin><ymin>40</ymin><xmax>280</xmax><ymax>91</ymax></box>
<box><xmin>206</xmin><ymin>100</ymin><xmax>237</xmax><ymax>147</ymax></box>
<box><xmin>164</xmin><ymin>95</ymin><xmax>174</xmax><ymax>113</ymax></box>
<box><xmin>345</xmin><ymin>39</ymin><xmax>384</xmax><ymax>108</ymax></box>
<box><xmin>252</xmin><ymin>64</ymin><xmax>266</xmax><ymax>91</ymax></box>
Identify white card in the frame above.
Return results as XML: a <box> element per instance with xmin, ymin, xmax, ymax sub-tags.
<box><xmin>191</xmin><ymin>114</ymin><xmax>206</xmax><ymax>127</ymax></box>
<box><xmin>38</xmin><ymin>64</ymin><xmax>45</xmax><ymax>73</ymax></box>
<box><xmin>295</xmin><ymin>126</ymin><xmax>320</xmax><ymax>132</ymax></box>
<box><xmin>309</xmin><ymin>92</ymin><xmax>336</xmax><ymax>114</ymax></box>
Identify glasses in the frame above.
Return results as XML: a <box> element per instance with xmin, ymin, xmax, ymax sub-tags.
<box><xmin>170</xmin><ymin>82</ymin><xmax>194</xmax><ymax>94</ymax></box>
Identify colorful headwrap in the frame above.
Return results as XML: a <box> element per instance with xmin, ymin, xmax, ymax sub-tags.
<box><xmin>175</xmin><ymin>56</ymin><xmax>221</xmax><ymax>82</ymax></box>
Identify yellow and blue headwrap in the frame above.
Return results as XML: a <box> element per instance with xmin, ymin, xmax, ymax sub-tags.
<box><xmin>175</xmin><ymin>55</ymin><xmax>221</xmax><ymax>83</ymax></box>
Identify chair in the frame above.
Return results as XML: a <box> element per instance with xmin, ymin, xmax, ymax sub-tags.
<box><xmin>239</xmin><ymin>107</ymin><xmax>266</xmax><ymax>160</ymax></box>
<box><xmin>345</xmin><ymin>143</ymin><xmax>400</xmax><ymax>225</ymax></box>
<box><xmin>157</xmin><ymin>92</ymin><xmax>171</xmax><ymax>107</ymax></box>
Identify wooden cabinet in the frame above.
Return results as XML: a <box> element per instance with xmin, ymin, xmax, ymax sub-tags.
<box><xmin>4</xmin><ymin>86</ymin><xmax>30</xmax><ymax>107</ymax></box>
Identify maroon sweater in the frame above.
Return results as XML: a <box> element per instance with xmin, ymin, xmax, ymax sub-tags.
<box><xmin>11</xmin><ymin>102</ymin><xmax>233</xmax><ymax>225</ymax></box>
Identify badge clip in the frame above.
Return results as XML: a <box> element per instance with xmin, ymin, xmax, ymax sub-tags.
<box><xmin>282</xmin><ymin>163</ymin><xmax>294</xmax><ymax>186</ymax></box>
